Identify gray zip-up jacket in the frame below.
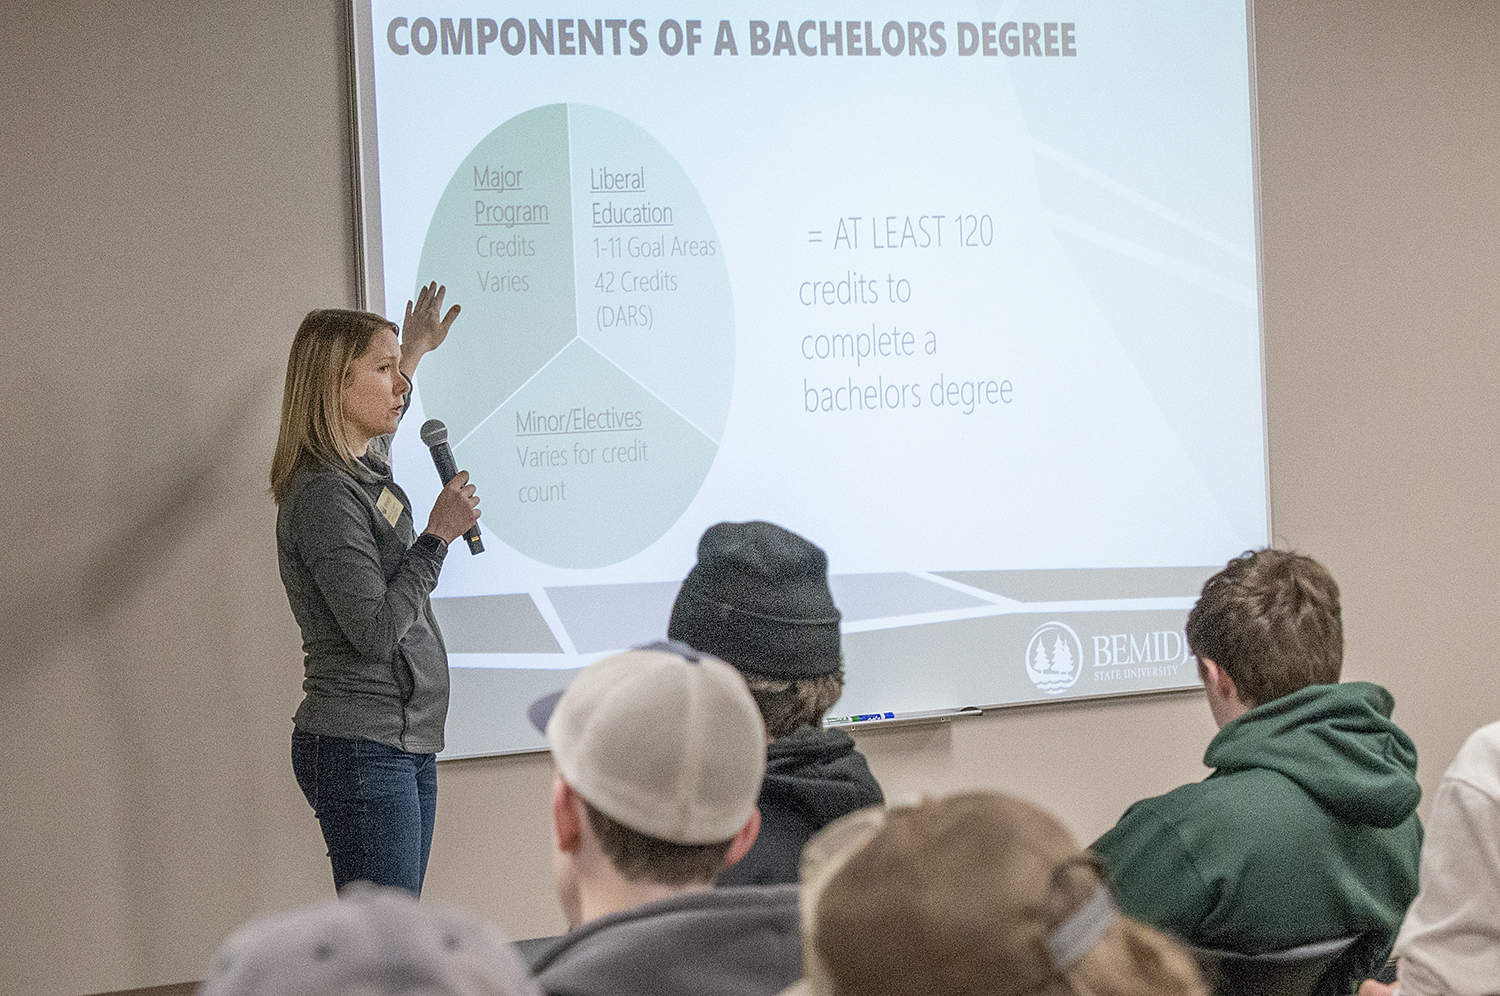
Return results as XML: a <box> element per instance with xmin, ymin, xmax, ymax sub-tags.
<box><xmin>277</xmin><ymin>453</ymin><xmax>449</xmax><ymax>753</ymax></box>
<box><xmin>529</xmin><ymin>885</ymin><xmax>801</xmax><ymax>996</ymax></box>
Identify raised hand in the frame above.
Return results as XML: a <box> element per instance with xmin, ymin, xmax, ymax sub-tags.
<box><xmin>400</xmin><ymin>281</ymin><xmax>462</xmax><ymax>378</ymax></box>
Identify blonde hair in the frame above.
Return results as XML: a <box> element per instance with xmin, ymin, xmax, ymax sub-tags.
<box><xmin>804</xmin><ymin>793</ymin><xmax>1207</xmax><ymax>996</ymax></box>
<box><xmin>269</xmin><ymin>309</ymin><xmax>397</xmax><ymax>504</ymax></box>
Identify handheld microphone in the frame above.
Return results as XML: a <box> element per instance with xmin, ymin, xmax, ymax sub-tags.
<box><xmin>419</xmin><ymin>419</ymin><xmax>484</xmax><ymax>555</ymax></box>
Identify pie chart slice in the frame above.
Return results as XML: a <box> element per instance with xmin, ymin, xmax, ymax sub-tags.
<box><xmin>457</xmin><ymin>339</ymin><xmax>720</xmax><ymax>569</ymax></box>
<box><xmin>414</xmin><ymin>103</ymin><xmax>735</xmax><ymax>568</ymax></box>
<box><xmin>415</xmin><ymin>103</ymin><xmax>578</xmax><ymax>445</ymax></box>
<box><xmin>566</xmin><ymin>103</ymin><xmax>735</xmax><ymax>444</ymax></box>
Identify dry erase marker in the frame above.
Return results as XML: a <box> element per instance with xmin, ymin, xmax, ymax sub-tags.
<box><xmin>826</xmin><ymin>712</ymin><xmax>896</xmax><ymax>724</ymax></box>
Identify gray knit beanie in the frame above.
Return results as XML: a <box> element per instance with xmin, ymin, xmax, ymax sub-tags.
<box><xmin>668</xmin><ymin>521</ymin><xmax>842</xmax><ymax>679</ymax></box>
<box><xmin>199</xmin><ymin>884</ymin><xmax>537</xmax><ymax>996</ymax></box>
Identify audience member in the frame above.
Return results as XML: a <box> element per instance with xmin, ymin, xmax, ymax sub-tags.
<box><xmin>1359</xmin><ymin>719</ymin><xmax>1500</xmax><ymax>996</ymax></box>
<box><xmin>527</xmin><ymin>643</ymin><xmax>802</xmax><ymax>996</ymax></box>
<box><xmin>1092</xmin><ymin>549</ymin><xmax>1422</xmax><ymax>993</ymax></box>
<box><xmin>668</xmin><ymin>520</ymin><xmax>884</xmax><ymax>886</ymax></box>
<box><xmin>198</xmin><ymin>882</ymin><xmax>537</xmax><ymax>996</ymax></box>
<box><xmin>783</xmin><ymin>791</ymin><xmax>1207</xmax><ymax>996</ymax></box>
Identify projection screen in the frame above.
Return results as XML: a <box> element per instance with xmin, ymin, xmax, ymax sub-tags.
<box><xmin>349</xmin><ymin>0</ymin><xmax>1268</xmax><ymax>757</ymax></box>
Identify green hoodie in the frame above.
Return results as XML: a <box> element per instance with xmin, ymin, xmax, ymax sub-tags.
<box><xmin>1092</xmin><ymin>682</ymin><xmax>1422</xmax><ymax>994</ymax></box>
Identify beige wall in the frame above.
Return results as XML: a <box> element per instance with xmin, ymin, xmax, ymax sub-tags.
<box><xmin>3</xmin><ymin>2</ymin><xmax>1496</xmax><ymax>993</ymax></box>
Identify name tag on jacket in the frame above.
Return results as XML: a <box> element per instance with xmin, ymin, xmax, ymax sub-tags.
<box><xmin>375</xmin><ymin>487</ymin><xmax>403</xmax><ymax>527</ymax></box>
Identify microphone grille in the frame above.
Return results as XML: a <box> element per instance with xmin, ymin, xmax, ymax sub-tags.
<box><xmin>419</xmin><ymin>419</ymin><xmax>448</xmax><ymax>446</ymax></box>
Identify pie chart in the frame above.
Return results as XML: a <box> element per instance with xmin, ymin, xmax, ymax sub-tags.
<box><xmin>414</xmin><ymin>104</ymin><xmax>735</xmax><ymax>569</ymax></box>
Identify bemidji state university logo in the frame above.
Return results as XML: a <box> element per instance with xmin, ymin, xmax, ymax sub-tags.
<box><xmin>1024</xmin><ymin>621</ymin><xmax>1084</xmax><ymax>695</ymax></box>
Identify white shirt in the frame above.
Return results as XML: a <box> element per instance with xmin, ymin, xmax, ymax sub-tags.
<box><xmin>1394</xmin><ymin>720</ymin><xmax>1500</xmax><ymax>996</ymax></box>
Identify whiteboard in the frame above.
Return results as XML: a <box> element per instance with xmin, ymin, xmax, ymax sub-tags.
<box><xmin>348</xmin><ymin>0</ymin><xmax>1268</xmax><ymax>758</ymax></box>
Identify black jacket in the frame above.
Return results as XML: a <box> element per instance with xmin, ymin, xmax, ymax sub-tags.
<box><xmin>718</xmin><ymin>726</ymin><xmax>884</xmax><ymax>887</ymax></box>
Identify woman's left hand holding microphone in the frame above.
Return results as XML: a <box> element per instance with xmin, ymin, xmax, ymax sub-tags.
<box><xmin>424</xmin><ymin>470</ymin><xmax>480</xmax><ymax>545</ymax></box>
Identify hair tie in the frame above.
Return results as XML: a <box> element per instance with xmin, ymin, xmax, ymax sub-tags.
<box><xmin>1046</xmin><ymin>885</ymin><xmax>1117</xmax><ymax>969</ymax></box>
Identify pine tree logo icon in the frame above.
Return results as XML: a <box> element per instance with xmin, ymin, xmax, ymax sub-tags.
<box><xmin>1024</xmin><ymin>622</ymin><xmax>1084</xmax><ymax>694</ymax></box>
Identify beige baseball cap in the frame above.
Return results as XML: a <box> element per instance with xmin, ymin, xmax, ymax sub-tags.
<box><xmin>783</xmin><ymin>794</ymin><xmax>1122</xmax><ymax>996</ymax></box>
<box><xmin>539</xmin><ymin>642</ymin><xmax>767</xmax><ymax>845</ymax></box>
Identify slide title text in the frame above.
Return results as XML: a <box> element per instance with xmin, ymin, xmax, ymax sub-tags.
<box><xmin>385</xmin><ymin>17</ymin><xmax>1078</xmax><ymax>59</ymax></box>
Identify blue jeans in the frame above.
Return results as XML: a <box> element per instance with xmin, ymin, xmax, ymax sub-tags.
<box><xmin>291</xmin><ymin>728</ymin><xmax>437</xmax><ymax>896</ymax></box>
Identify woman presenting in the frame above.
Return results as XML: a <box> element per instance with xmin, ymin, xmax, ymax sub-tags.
<box><xmin>270</xmin><ymin>283</ymin><xmax>478</xmax><ymax>895</ymax></box>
